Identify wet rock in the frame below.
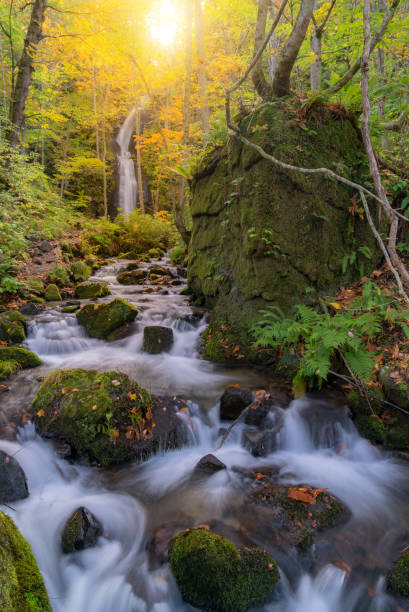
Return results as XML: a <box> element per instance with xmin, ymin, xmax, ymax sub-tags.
<box><xmin>241</xmin><ymin>429</ymin><xmax>278</xmax><ymax>457</ymax></box>
<box><xmin>45</xmin><ymin>284</ymin><xmax>62</xmax><ymax>301</ymax></box>
<box><xmin>125</xmin><ymin>262</ymin><xmax>140</xmax><ymax>271</ymax></box>
<box><xmin>52</xmin><ymin>440</ymin><xmax>73</xmax><ymax>460</ymax></box>
<box><xmin>63</xmin><ymin>300</ymin><xmax>81</xmax><ymax>307</ymax></box>
<box><xmin>0</xmin><ymin>511</ymin><xmax>52</xmax><ymax>610</ymax></box>
<box><xmin>193</xmin><ymin>454</ymin><xmax>226</xmax><ymax>475</ymax></box>
<box><xmin>243</xmin><ymin>402</ymin><xmax>269</xmax><ymax>427</ymax></box>
<box><xmin>0</xmin><ymin>450</ymin><xmax>29</xmax><ymax>503</ymax></box>
<box><xmin>171</xmin><ymin>279</ymin><xmax>183</xmax><ymax>286</ymax></box>
<box><xmin>220</xmin><ymin>387</ymin><xmax>253</xmax><ymax>420</ymax></box>
<box><xmin>0</xmin><ymin>347</ymin><xmax>42</xmax><ymax>369</ymax></box>
<box><xmin>38</xmin><ymin>239</ymin><xmax>53</xmax><ymax>253</ymax></box>
<box><xmin>142</xmin><ymin>325</ymin><xmax>174</xmax><ymax>354</ymax></box>
<box><xmin>0</xmin><ymin>311</ymin><xmax>26</xmax><ymax>343</ymax></box>
<box><xmin>33</xmin><ymin>369</ymin><xmax>187</xmax><ymax>466</ymax></box>
<box><xmin>170</xmin><ymin>528</ymin><xmax>279</xmax><ymax>612</ymax></box>
<box><xmin>148</xmin><ymin>266</ymin><xmax>169</xmax><ymax>277</ymax></box>
<box><xmin>19</xmin><ymin>302</ymin><xmax>39</xmax><ymax>316</ymax></box>
<box><xmin>76</xmin><ymin>298</ymin><xmax>137</xmax><ymax>340</ymax></box>
<box><xmin>75</xmin><ymin>281</ymin><xmax>111</xmax><ymax>299</ymax></box>
<box><xmin>61</xmin><ymin>507</ymin><xmax>103</xmax><ymax>554</ymax></box>
<box><xmin>148</xmin><ymin>521</ymin><xmax>186</xmax><ymax>566</ymax></box>
<box><xmin>61</xmin><ymin>305</ymin><xmax>79</xmax><ymax>313</ymax></box>
<box><xmin>117</xmin><ymin>269</ymin><xmax>146</xmax><ymax>285</ymax></box>
<box><xmin>177</xmin><ymin>267</ymin><xmax>187</xmax><ymax>278</ymax></box>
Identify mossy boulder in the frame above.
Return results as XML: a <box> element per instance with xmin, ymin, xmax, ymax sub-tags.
<box><xmin>75</xmin><ymin>281</ymin><xmax>110</xmax><ymax>299</ymax></box>
<box><xmin>169</xmin><ymin>528</ymin><xmax>279</xmax><ymax>611</ymax></box>
<box><xmin>125</xmin><ymin>262</ymin><xmax>140</xmax><ymax>271</ymax></box>
<box><xmin>388</xmin><ymin>549</ymin><xmax>409</xmax><ymax>597</ymax></box>
<box><xmin>149</xmin><ymin>266</ymin><xmax>168</xmax><ymax>277</ymax></box>
<box><xmin>47</xmin><ymin>265</ymin><xmax>70</xmax><ymax>287</ymax></box>
<box><xmin>188</xmin><ymin>102</ymin><xmax>382</xmax><ymax>350</ymax></box>
<box><xmin>24</xmin><ymin>277</ymin><xmax>44</xmax><ymax>296</ymax></box>
<box><xmin>0</xmin><ymin>311</ymin><xmax>26</xmax><ymax>343</ymax></box>
<box><xmin>116</xmin><ymin>270</ymin><xmax>146</xmax><ymax>285</ymax></box>
<box><xmin>142</xmin><ymin>326</ymin><xmax>174</xmax><ymax>354</ymax></box>
<box><xmin>61</xmin><ymin>507</ymin><xmax>103</xmax><ymax>554</ymax></box>
<box><xmin>0</xmin><ymin>347</ymin><xmax>41</xmax><ymax>369</ymax></box>
<box><xmin>76</xmin><ymin>298</ymin><xmax>137</xmax><ymax>340</ymax></box>
<box><xmin>33</xmin><ymin>369</ymin><xmax>186</xmax><ymax>466</ymax></box>
<box><xmin>0</xmin><ymin>361</ymin><xmax>21</xmax><ymax>380</ymax></box>
<box><xmin>0</xmin><ymin>511</ymin><xmax>51</xmax><ymax>611</ymax></box>
<box><xmin>45</xmin><ymin>284</ymin><xmax>62</xmax><ymax>301</ymax></box>
<box><xmin>61</xmin><ymin>305</ymin><xmax>79</xmax><ymax>313</ymax></box>
<box><xmin>70</xmin><ymin>261</ymin><xmax>91</xmax><ymax>282</ymax></box>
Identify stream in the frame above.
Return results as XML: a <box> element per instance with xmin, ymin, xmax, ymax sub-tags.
<box><xmin>1</xmin><ymin>257</ymin><xmax>409</xmax><ymax>611</ymax></box>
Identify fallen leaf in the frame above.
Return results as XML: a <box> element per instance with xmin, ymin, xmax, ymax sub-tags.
<box><xmin>332</xmin><ymin>559</ymin><xmax>351</xmax><ymax>577</ymax></box>
<box><xmin>36</xmin><ymin>409</ymin><xmax>45</xmax><ymax>418</ymax></box>
<box><xmin>288</xmin><ymin>486</ymin><xmax>327</xmax><ymax>504</ymax></box>
<box><xmin>112</xmin><ymin>380</ymin><xmax>120</xmax><ymax>386</ymax></box>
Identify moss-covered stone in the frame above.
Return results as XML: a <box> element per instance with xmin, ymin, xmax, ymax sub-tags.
<box><xmin>61</xmin><ymin>305</ymin><xmax>79</xmax><ymax>313</ymax></box>
<box><xmin>142</xmin><ymin>326</ymin><xmax>174</xmax><ymax>354</ymax></box>
<box><xmin>75</xmin><ymin>281</ymin><xmax>110</xmax><ymax>299</ymax></box>
<box><xmin>388</xmin><ymin>549</ymin><xmax>409</xmax><ymax>597</ymax></box>
<box><xmin>47</xmin><ymin>265</ymin><xmax>70</xmax><ymax>287</ymax></box>
<box><xmin>0</xmin><ymin>511</ymin><xmax>51</xmax><ymax>611</ymax></box>
<box><xmin>76</xmin><ymin>298</ymin><xmax>137</xmax><ymax>340</ymax></box>
<box><xmin>61</xmin><ymin>507</ymin><xmax>102</xmax><ymax>554</ymax></box>
<box><xmin>188</xmin><ymin>102</ymin><xmax>382</xmax><ymax>350</ymax></box>
<box><xmin>354</xmin><ymin>414</ymin><xmax>387</xmax><ymax>444</ymax></box>
<box><xmin>170</xmin><ymin>529</ymin><xmax>279</xmax><ymax>611</ymax></box>
<box><xmin>0</xmin><ymin>311</ymin><xmax>26</xmax><ymax>343</ymax></box>
<box><xmin>70</xmin><ymin>261</ymin><xmax>91</xmax><ymax>282</ymax></box>
<box><xmin>148</xmin><ymin>248</ymin><xmax>164</xmax><ymax>258</ymax></box>
<box><xmin>0</xmin><ymin>347</ymin><xmax>41</xmax><ymax>369</ymax></box>
<box><xmin>33</xmin><ymin>369</ymin><xmax>152</xmax><ymax>466</ymax></box>
<box><xmin>45</xmin><ymin>284</ymin><xmax>62</xmax><ymax>301</ymax></box>
<box><xmin>149</xmin><ymin>266</ymin><xmax>167</xmax><ymax>277</ymax></box>
<box><xmin>24</xmin><ymin>277</ymin><xmax>45</xmax><ymax>296</ymax></box>
<box><xmin>0</xmin><ymin>360</ymin><xmax>20</xmax><ymax>380</ymax></box>
<box><xmin>116</xmin><ymin>270</ymin><xmax>146</xmax><ymax>285</ymax></box>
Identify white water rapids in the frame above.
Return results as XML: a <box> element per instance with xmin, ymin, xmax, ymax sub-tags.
<box><xmin>1</xmin><ymin>257</ymin><xmax>409</xmax><ymax>611</ymax></box>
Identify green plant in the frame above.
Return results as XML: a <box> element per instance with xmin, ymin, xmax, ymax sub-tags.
<box><xmin>252</xmin><ymin>281</ymin><xmax>409</xmax><ymax>388</ymax></box>
<box><xmin>341</xmin><ymin>246</ymin><xmax>372</xmax><ymax>277</ymax></box>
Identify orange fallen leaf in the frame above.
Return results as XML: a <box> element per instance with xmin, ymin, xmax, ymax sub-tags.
<box><xmin>332</xmin><ymin>559</ymin><xmax>351</xmax><ymax>577</ymax></box>
<box><xmin>255</xmin><ymin>473</ymin><xmax>267</xmax><ymax>481</ymax></box>
<box><xmin>36</xmin><ymin>409</ymin><xmax>45</xmax><ymax>418</ymax></box>
<box><xmin>288</xmin><ymin>486</ymin><xmax>327</xmax><ymax>504</ymax></box>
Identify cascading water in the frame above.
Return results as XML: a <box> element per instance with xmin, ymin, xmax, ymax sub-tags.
<box><xmin>2</xmin><ymin>256</ymin><xmax>409</xmax><ymax>611</ymax></box>
<box><xmin>117</xmin><ymin>108</ymin><xmax>138</xmax><ymax>218</ymax></box>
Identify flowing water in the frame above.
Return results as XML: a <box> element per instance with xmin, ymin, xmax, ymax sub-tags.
<box><xmin>117</xmin><ymin>108</ymin><xmax>138</xmax><ymax>218</ymax></box>
<box><xmin>1</xmin><ymin>258</ymin><xmax>409</xmax><ymax>611</ymax></box>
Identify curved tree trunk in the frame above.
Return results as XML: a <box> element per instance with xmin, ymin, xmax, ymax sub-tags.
<box><xmin>272</xmin><ymin>0</ymin><xmax>314</xmax><ymax>97</ymax></box>
<box><xmin>9</xmin><ymin>0</ymin><xmax>47</xmax><ymax>146</ymax></box>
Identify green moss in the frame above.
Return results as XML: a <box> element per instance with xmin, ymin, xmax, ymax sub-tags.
<box><xmin>296</xmin><ymin>530</ymin><xmax>312</xmax><ymax>553</ymax></box>
<box><xmin>75</xmin><ymin>281</ymin><xmax>110</xmax><ymax>299</ymax></box>
<box><xmin>76</xmin><ymin>298</ymin><xmax>137</xmax><ymax>340</ymax></box>
<box><xmin>354</xmin><ymin>415</ymin><xmax>387</xmax><ymax>444</ymax></box>
<box><xmin>61</xmin><ymin>305</ymin><xmax>79</xmax><ymax>313</ymax></box>
<box><xmin>388</xmin><ymin>550</ymin><xmax>409</xmax><ymax>597</ymax></box>
<box><xmin>0</xmin><ymin>347</ymin><xmax>41</xmax><ymax>368</ymax></box>
<box><xmin>169</xmin><ymin>529</ymin><xmax>278</xmax><ymax>612</ymax></box>
<box><xmin>45</xmin><ymin>284</ymin><xmax>62</xmax><ymax>302</ymax></box>
<box><xmin>142</xmin><ymin>326</ymin><xmax>174</xmax><ymax>354</ymax></box>
<box><xmin>24</xmin><ymin>278</ymin><xmax>44</xmax><ymax>296</ymax></box>
<box><xmin>33</xmin><ymin>369</ymin><xmax>152</xmax><ymax>466</ymax></box>
<box><xmin>148</xmin><ymin>248</ymin><xmax>164</xmax><ymax>258</ymax></box>
<box><xmin>0</xmin><ymin>311</ymin><xmax>26</xmax><ymax>343</ymax></box>
<box><xmin>116</xmin><ymin>270</ymin><xmax>146</xmax><ymax>285</ymax></box>
<box><xmin>0</xmin><ymin>511</ymin><xmax>52</xmax><ymax>611</ymax></box>
<box><xmin>47</xmin><ymin>265</ymin><xmax>70</xmax><ymax>287</ymax></box>
<box><xmin>70</xmin><ymin>262</ymin><xmax>91</xmax><ymax>282</ymax></box>
<box><xmin>0</xmin><ymin>360</ymin><xmax>21</xmax><ymax>380</ymax></box>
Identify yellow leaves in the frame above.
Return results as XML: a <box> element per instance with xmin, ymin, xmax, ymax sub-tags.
<box><xmin>36</xmin><ymin>409</ymin><xmax>46</xmax><ymax>418</ymax></box>
<box><xmin>328</xmin><ymin>302</ymin><xmax>341</xmax><ymax>310</ymax></box>
<box><xmin>61</xmin><ymin>387</ymin><xmax>69</xmax><ymax>395</ymax></box>
<box><xmin>128</xmin><ymin>392</ymin><xmax>137</xmax><ymax>401</ymax></box>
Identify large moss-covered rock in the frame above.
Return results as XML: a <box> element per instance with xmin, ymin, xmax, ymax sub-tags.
<box><xmin>116</xmin><ymin>269</ymin><xmax>146</xmax><ymax>285</ymax></box>
<box><xmin>61</xmin><ymin>507</ymin><xmax>102</xmax><ymax>554</ymax></box>
<box><xmin>0</xmin><ymin>347</ymin><xmax>42</xmax><ymax>369</ymax></box>
<box><xmin>188</xmin><ymin>102</ymin><xmax>381</xmax><ymax>347</ymax></box>
<box><xmin>142</xmin><ymin>326</ymin><xmax>174</xmax><ymax>354</ymax></box>
<box><xmin>45</xmin><ymin>284</ymin><xmax>62</xmax><ymax>301</ymax></box>
<box><xmin>0</xmin><ymin>311</ymin><xmax>26</xmax><ymax>343</ymax></box>
<box><xmin>32</xmin><ymin>369</ymin><xmax>185</xmax><ymax>466</ymax></box>
<box><xmin>75</xmin><ymin>281</ymin><xmax>110</xmax><ymax>299</ymax></box>
<box><xmin>0</xmin><ymin>511</ymin><xmax>51</xmax><ymax>611</ymax></box>
<box><xmin>170</xmin><ymin>528</ymin><xmax>279</xmax><ymax>611</ymax></box>
<box><xmin>76</xmin><ymin>298</ymin><xmax>137</xmax><ymax>340</ymax></box>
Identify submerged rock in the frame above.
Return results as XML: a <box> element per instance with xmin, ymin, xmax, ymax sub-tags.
<box><xmin>0</xmin><ymin>511</ymin><xmax>52</xmax><ymax>611</ymax></box>
<box><xmin>220</xmin><ymin>387</ymin><xmax>253</xmax><ymax>420</ymax></box>
<box><xmin>0</xmin><ymin>450</ymin><xmax>29</xmax><ymax>503</ymax></box>
<box><xmin>61</xmin><ymin>507</ymin><xmax>103</xmax><ymax>554</ymax></box>
<box><xmin>45</xmin><ymin>283</ymin><xmax>62</xmax><ymax>301</ymax></box>
<box><xmin>76</xmin><ymin>298</ymin><xmax>137</xmax><ymax>340</ymax></box>
<box><xmin>33</xmin><ymin>369</ymin><xmax>186</xmax><ymax>466</ymax></box>
<box><xmin>142</xmin><ymin>325</ymin><xmax>174</xmax><ymax>354</ymax></box>
<box><xmin>0</xmin><ymin>310</ymin><xmax>26</xmax><ymax>343</ymax></box>
<box><xmin>170</xmin><ymin>528</ymin><xmax>279</xmax><ymax>612</ymax></box>
<box><xmin>75</xmin><ymin>281</ymin><xmax>110</xmax><ymax>299</ymax></box>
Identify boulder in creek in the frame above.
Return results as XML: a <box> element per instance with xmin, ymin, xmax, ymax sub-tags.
<box><xmin>76</xmin><ymin>298</ymin><xmax>137</xmax><ymax>341</ymax></box>
<box><xmin>45</xmin><ymin>283</ymin><xmax>62</xmax><ymax>301</ymax></box>
<box><xmin>0</xmin><ymin>450</ymin><xmax>29</xmax><ymax>503</ymax></box>
<box><xmin>19</xmin><ymin>302</ymin><xmax>39</xmax><ymax>316</ymax></box>
<box><xmin>149</xmin><ymin>266</ymin><xmax>173</xmax><ymax>277</ymax></box>
<box><xmin>75</xmin><ymin>281</ymin><xmax>111</xmax><ymax>299</ymax></box>
<box><xmin>125</xmin><ymin>262</ymin><xmax>140</xmax><ymax>271</ymax></box>
<box><xmin>169</xmin><ymin>528</ymin><xmax>279</xmax><ymax>612</ymax></box>
<box><xmin>116</xmin><ymin>269</ymin><xmax>146</xmax><ymax>285</ymax></box>
<box><xmin>142</xmin><ymin>325</ymin><xmax>174</xmax><ymax>354</ymax></box>
<box><xmin>193</xmin><ymin>453</ymin><xmax>226</xmax><ymax>476</ymax></box>
<box><xmin>61</xmin><ymin>507</ymin><xmax>103</xmax><ymax>554</ymax></box>
<box><xmin>220</xmin><ymin>387</ymin><xmax>253</xmax><ymax>420</ymax></box>
<box><xmin>0</xmin><ymin>347</ymin><xmax>42</xmax><ymax>369</ymax></box>
<box><xmin>0</xmin><ymin>511</ymin><xmax>52</xmax><ymax>611</ymax></box>
<box><xmin>32</xmin><ymin>369</ymin><xmax>187</xmax><ymax>467</ymax></box>
<box><xmin>0</xmin><ymin>310</ymin><xmax>26</xmax><ymax>343</ymax></box>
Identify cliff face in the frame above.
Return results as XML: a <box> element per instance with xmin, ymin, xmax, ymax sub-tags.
<box><xmin>188</xmin><ymin>102</ymin><xmax>381</xmax><ymax>340</ymax></box>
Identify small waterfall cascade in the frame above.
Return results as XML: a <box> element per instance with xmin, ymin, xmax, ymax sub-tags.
<box><xmin>117</xmin><ymin>107</ymin><xmax>138</xmax><ymax>218</ymax></box>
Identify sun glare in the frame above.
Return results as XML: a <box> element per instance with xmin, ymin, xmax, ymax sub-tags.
<box><xmin>149</xmin><ymin>1</ymin><xmax>179</xmax><ymax>47</ymax></box>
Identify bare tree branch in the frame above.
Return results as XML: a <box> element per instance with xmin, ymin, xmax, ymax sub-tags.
<box><xmin>381</xmin><ymin>111</ymin><xmax>406</xmax><ymax>131</ymax></box>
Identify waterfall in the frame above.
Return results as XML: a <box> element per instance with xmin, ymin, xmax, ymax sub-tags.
<box><xmin>117</xmin><ymin>108</ymin><xmax>138</xmax><ymax>218</ymax></box>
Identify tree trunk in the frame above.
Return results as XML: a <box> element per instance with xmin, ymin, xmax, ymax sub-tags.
<box><xmin>272</xmin><ymin>0</ymin><xmax>314</xmax><ymax>97</ymax></box>
<box><xmin>92</xmin><ymin>64</ymin><xmax>100</xmax><ymax>160</ymax></box>
<box><xmin>252</xmin><ymin>0</ymin><xmax>273</xmax><ymax>100</ymax></box>
<box><xmin>194</xmin><ymin>0</ymin><xmax>210</xmax><ymax>138</ymax></box>
<box><xmin>9</xmin><ymin>0</ymin><xmax>47</xmax><ymax>146</ymax></box>
<box><xmin>310</xmin><ymin>31</ymin><xmax>321</xmax><ymax>91</ymax></box>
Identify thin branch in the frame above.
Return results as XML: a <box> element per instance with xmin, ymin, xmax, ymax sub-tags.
<box><xmin>216</xmin><ymin>403</ymin><xmax>254</xmax><ymax>450</ymax></box>
<box><xmin>315</xmin><ymin>0</ymin><xmax>336</xmax><ymax>36</ymax></box>
<box><xmin>381</xmin><ymin>111</ymin><xmax>406</xmax><ymax>131</ymax></box>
